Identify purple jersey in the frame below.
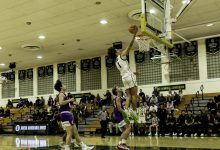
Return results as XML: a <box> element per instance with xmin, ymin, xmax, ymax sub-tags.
<box><xmin>58</xmin><ymin>93</ymin><xmax>70</xmax><ymax>112</ymax></box>
<box><xmin>114</xmin><ymin>96</ymin><xmax>126</xmax><ymax>123</ymax></box>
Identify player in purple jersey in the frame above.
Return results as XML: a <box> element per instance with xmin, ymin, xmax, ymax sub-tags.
<box><xmin>112</xmin><ymin>86</ymin><xmax>131</xmax><ymax>150</ymax></box>
<box><xmin>54</xmin><ymin>80</ymin><xmax>94</xmax><ymax>150</ymax></box>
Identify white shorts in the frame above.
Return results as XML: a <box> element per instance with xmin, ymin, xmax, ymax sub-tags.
<box><xmin>122</xmin><ymin>73</ymin><xmax>137</xmax><ymax>90</ymax></box>
<box><xmin>118</xmin><ymin>120</ymin><xmax>127</xmax><ymax>132</ymax></box>
<box><xmin>138</xmin><ymin>116</ymin><xmax>146</xmax><ymax>124</ymax></box>
<box><xmin>61</xmin><ymin>121</ymin><xmax>71</xmax><ymax>130</ymax></box>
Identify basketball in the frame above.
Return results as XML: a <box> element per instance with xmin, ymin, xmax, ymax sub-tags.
<box><xmin>128</xmin><ymin>25</ymin><xmax>138</xmax><ymax>34</ymax></box>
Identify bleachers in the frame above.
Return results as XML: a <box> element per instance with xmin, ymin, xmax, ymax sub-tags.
<box><xmin>186</xmin><ymin>97</ymin><xmax>212</xmax><ymax>114</ymax></box>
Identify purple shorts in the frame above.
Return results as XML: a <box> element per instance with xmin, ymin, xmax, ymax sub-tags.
<box><xmin>60</xmin><ymin>111</ymin><xmax>74</xmax><ymax>127</ymax></box>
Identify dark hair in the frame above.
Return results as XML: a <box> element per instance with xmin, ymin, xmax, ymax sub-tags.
<box><xmin>112</xmin><ymin>86</ymin><xmax>117</xmax><ymax>96</ymax></box>
<box><xmin>107</xmin><ymin>47</ymin><xmax>117</xmax><ymax>60</ymax></box>
<box><xmin>54</xmin><ymin>80</ymin><xmax>62</xmax><ymax>92</ymax></box>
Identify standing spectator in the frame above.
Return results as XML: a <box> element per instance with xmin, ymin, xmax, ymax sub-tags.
<box><xmin>0</xmin><ymin>107</ymin><xmax>4</xmax><ymax>117</ymax></box>
<box><xmin>214</xmin><ymin>111</ymin><xmax>220</xmax><ymax>135</ymax></box>
<box><xmin>48</xmin><ymin>96</ymin><xmax>54</xmax><ymax>107</ymax></box>
<box><xmin>139</xmin><ymin>89</ymin><xmax>146</xmax><ymax>102</ymax></box>
<box><xmin>205</xmin><ymin>112</ymin><xmax>215</xmax><ymax>136</ymax></box>
<box><xmin>6</xmin><ymin>99</ymin><xmax>13</xmax><ymax>108</ymax></box>
<box><xmin>80</xmin><ymin>94</ymin><xmax>87</xmax><ymax>104</ymax></box>
<box><xmin>148</xmin><ymin>112</ymin><xmax>159</xmax><ymax>136</ymax></box>
<box><xmin>166</xmin><ymin>113</ymin><xmax>176</xmax><ymax>136</ymax></box>
<box><xmin>157</xmin><ymin>104</ymin><xmax>167</xmax><ymax>135</ymax></box>
<box><xmin>90</xmin><ymin>94</ymin><xmax>96</xmax><ymax>105</ymax></box>
<box><xmin>173</xmin><ymin>92</ymin><xmax>180</xmax><ymax>107</ymax></box>
<box><xmin>194</xmin><ymin>110</ymin><xmax>205</xmax><ymax>136</ymax></box>
<box><xmin>167</xmin><ymin>100</ymin><xmax>174</xmax><ymax>114</ymax></box>
<box><xmin>185</xmin><ymin>110</ymin><xmax>194</xmax><ymax>136</ymax></box>
<box><xmin>149</xmin><ymin>103</ymin><xmax>158</xmax><ymax>113</ymax></box>
<box><xmin>39</xmin><ymin>96</ymin><xmax>45</xmax><ymax>108</ymax></box>
<box><xmin>35</xmin><ymin>97</ymin><xmax>40</xmax><ymax>108</ymax></box>
<box><xmin>97</xmin><ymin>106</ymin><xmax>108</xmax><ymax>138</ymax></box>
<box><xmin>96</xmin><ymin>94</ymin><xmax>102</xmax><ymax>108</ymax></box>
<box><xmin>207</xmin><ymin>99</ymin><xmax>217</xmax><ymax>115</ymax></box>
<box><xmin>149</xmin><ymin>94</ymin><xmax>158</xmax><ymax>105</ymax></box>
<box><xmin>178</xmin><ymin>89</ymin><xmax>183</xmax><ymax>101</ymax></box>
<box><xmin>4</xmin><ymin>107</ymin><xmax>10</xmax><ymax>117</ymax></box>
<box><xmin>177</xmin><ymin>110</ymin><xmax>186</xmax><ymax>136</ymax></box>
<box><xmin>152</xmin><ymin>87</ymin><xmax>160</xmax><ymax>97</ymax></box>
<box><xmin>104</xmin><ymin>90</ymin><xmax>112</xmax><ymax>106</ymax></box>
<box><xmin>158</xmin><ymin>93</ymin><xmax>166</xmax><ymax>105</ymax></box>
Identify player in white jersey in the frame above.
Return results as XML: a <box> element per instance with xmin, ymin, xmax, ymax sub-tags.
<box><xmin>107</xmin><ymin>25</ymin><xmax>138</xmax><ymax>124</ymax></box>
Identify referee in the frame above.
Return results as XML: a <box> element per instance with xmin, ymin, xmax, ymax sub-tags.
<box><xmin>97</xmin><ymin>106</ymin><xmax>108</xmax><ymax>138</ymax></box>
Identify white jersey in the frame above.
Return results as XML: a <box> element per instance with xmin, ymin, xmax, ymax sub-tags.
<box><xmin>137</xmin><ymin>107</ymin><xmax>146</xmax><ymax>117</ymax></box>
<box><xmin>115</xmin><ymin>55</ymin><xmax>132</xmax><ymax>77</ymax></box>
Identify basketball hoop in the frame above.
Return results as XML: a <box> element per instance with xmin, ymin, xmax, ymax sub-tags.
<box><xmin>135</xmin><ymin>34</ymin><xmax>166</xmax><ymax>54</ymax></box>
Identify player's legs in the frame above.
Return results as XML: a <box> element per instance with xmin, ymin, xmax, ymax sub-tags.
<box><xmin>65</xmin><ymin>126</ymin><xmax>73</xmax><ymax>147</ymax></box>
<box><xmin>125</xmin><ymin>88</ymin><xmax>132</xmax><ymax>109</ymax></box>
<box><xmin>130</xmin><ymin>86</ymin><xmax>138</xmax><ymax>110</ymax></box>
<box><xmin>117</xmin><ymin>123</ymin><xmax>131</xmax><ymax>150</ymax></box>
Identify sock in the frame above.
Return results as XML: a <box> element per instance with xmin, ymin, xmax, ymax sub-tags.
<box><xmin>64</xmin><ymin>145</ymin><xmax>70</xmax><ymax>150</ymax></box>
<box><xmin>121</xmin><ymin>139</ymin><xmax>126</xmax><ymax>144</ymax></box>
<box><xmin>79</xmin><ymin>142</ymin><xmax>86</xmax><ymax>148</ymax></box>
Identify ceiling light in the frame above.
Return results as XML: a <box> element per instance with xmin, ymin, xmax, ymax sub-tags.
<box><xmin>38</xmin><ymin>35</ymin><xmax>46</xmax><ymax>40</ymax></box>
<box><xmin>100</xmin><ymin>20</ymin><xmax>108</xmax><ymax>24</ymax></box>
<box><xmin>182</xmin><ymin>0</ymin><xmax>190</xmax><ymax>4</ymax></box>
<box><xmin>0</xmin><ymin>63</ymin><xmax>5</xmax><ymax>66</ymax></box>
<box><xmin>37</xmin><ymin>56</ymin><xmax>42</xmax><ymax>59</ymax></box>
<box><xmin>149</xmin><ymin>9</ymin><xmax>156</xmax><ymax>14</ymax></box>
<box><xmin>206</xmin><ymin>23</ymin><xmax>213</xmax><ymax>27</ymax></box>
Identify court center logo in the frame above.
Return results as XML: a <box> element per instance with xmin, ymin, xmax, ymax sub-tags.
<box><xmin>15</xmin><ymin>125</ymin><xmax>20</xmax><ymax>132</ymax></box>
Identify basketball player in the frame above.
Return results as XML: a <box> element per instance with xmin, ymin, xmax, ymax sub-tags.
<box><xmin>54</xmin><ymin>80</ymin><xmax>94</xmax><ymax>150</ymax></box>
<box><xmin>112</xmin><ymin>86</ymin><xmax>131</xmax><ymax>150</ymax></box>
<box><xmin>107</xmin><ymin>25</ymin><xmax>138</xmax><ymax>124</ymax></box>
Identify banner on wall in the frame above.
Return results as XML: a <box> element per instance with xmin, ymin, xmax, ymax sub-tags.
<box><xmin>157</xmin><ymin>84</ymin><xmax>186</xmax><ymax>91</ymax></box>
<box><xmin>169</xmin><ymin>43</ymin><xmax>182</xmax><ymax>57</ymax></box>
<box><xmin>46</xmin><ymin>65</ymin><xmax>53</xmax><ymax>76</ymax></box>
<box><xmin>81</xmin><ymin>59</ymin><xmax>91</xmax><ymax>71</ymax></box>
<box><xmin>58</xmin><ymin>63</ymin><xmax>66</xmax><ymax>74</ymax></box>
<box><xmin>38</xmin><ymin>67</ymin><xmax>45</xmax><ymax>77</ymax></box>
<box><xmin>9</xmin><ymin>71</ymin><xmax>15</xmax><ymax>81</ymax></box>
<box><xmin>149</xmin><ymin>48</ymin><xmax>161</xmax><ymax>59</ymax></box>
<box><xmin>19</xmin><ymin>70</ymin><xmax>26</xmax><ymax>80</ymax></box>
<box><xmin>67</xmin><ymin>61</ymin><xmax>76</xmax><ymax>73</ymax></box>
<box><xmin>206</xmin><ymin>37</ymin><xmax>220</xmax><ymax>54</ymax></box>
<box><xmin>184</xmin><ymin>41</ymin><xmax>198</xmax><ymax>56</ymax></box>
<box><xmin>27</xmin><ymin>69</ymin><xmax>33</xmax><ymax>79</ymax></box>
<box><xmin>105</xmin><ymin>56</ymin><xmax>115</xmax><ymax>68</ymax></box>
<box><xmin>135</xmin><ymin>51</ymin><xmax>145</xmax><ymax>63</ymax></box>
<box><xmin>92</xmin><ymin>57</ymin><xmax>101</xmax><ymax>69</ymax></box>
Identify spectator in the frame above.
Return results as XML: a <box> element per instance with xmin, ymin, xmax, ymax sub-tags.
<box><xmin>194</xmin><ymin>110</ymin><xmax>205</xmax><ymax>136</ymax></box>
<box><xmin>143</xmin><ymin>101</ymin><xmax>149</xmax><ymax>111</ymax></box>
<box><xmin>166</xmin><ymin>100</ymin><xmax>174</xmax><ymax>114</ymax></box>
<box><xmin>157</xmin><ymin>104</ymin><xmax>167</xmax><ymax>135</ymax></box>
<box><xmin>173</xmin><ymin>92</ymin><xmax>180</xmax><ymax>107</ymax></box>
<box><xmin>158</xmin><ymin>93</ymin><xmax>166</xmax><ymax>105</ymax></box>
<box><xmin>35</xmin><ymin>97</ymin><xmax>40</xmax><ymax>108</ymax></box>
<box><xmin>148</xmin><ymin>112</ymin><xmax>159</xmax><ymax>136</ymax></box>
<box><xmin>207</xmin><ymin>99</ymin><xmax>217</xmax><ymax>115</ymax></box>
<box><xmin>177</xmin><ymin>110</ymin><xmax>186</xmax><ymax>136</ymax></box>
<box><xmin>96</xmin><ymin>94</ymin><xmax>102</xmax><ymax>108</ymax></box>
<box><xmin>214</xmin><ymin>111</ymin><xmax>220</xmax><ymax>135</ymax></box>
<box><xmin>39</xmin><ymin>96</ymin><xmax>45</xmax><ymax>107</ymax></box>
<box><xmin>6</xmin><ymin>99</ymin><xmax>13</xmax><ymax>108</ymax></box>
<box><xmin>152</xmin><ymin>87</ymin><xmax>160</xmax><ymax>97</ymax></box>
<box><xmin>178</xmin><ymin>89</ymin><xmax>183</xmax><ymax>101</ymax></box>
<box><xmin>149</xmin><ymin>94</ymin><xmax>158</xmax><ymax>105</ymax></box>
<box><xmin>0</xmin><ymin>107</ymin><xmax>4</xmax><ymax>117</ymax></box>
<box><xmin>4</xmin><ymin>107</ymin><xmax>10</xmax><ymax>117</ymax></box>
<box><xmin>90</xmin><ymin>94</ymin><xmax>96</xmax><ymax>105</ymax></box>
<box><xmin>97</xmin><ymin>106</ymin><xmax>108</xmax><ymax>138</ymax></box>
<box><xmin>185</xmin><ymin>110</ymin><xmax>194</xmax><ymax>136</ymax></box>
<box><xmin>104</xmin><ymin>90</ymin><xmax>112</xmax><ymax>106</ymax></box>
<box><xmin>80</xmin><ymin>94</ymin><xmax>87</xmax><ymax>104</ymax></box>
<box><xmin>149</xmin><ymin>103</ymin><xmax>158</xmax><ymax>113</ymax></box>
<box><xmin>48</xmin><ymin>95</ymin><xmax>54</xmax><ymax>107</ymax></box>
<box><xmin>16</xmin><ymin>98</ymin><xmax>25</xmax><ymax>108</ymax></box>
<box><xmin>205</xmin><ymin>112</ymin><xmax>215</xmax><ymax>136</ymax></box>
<box><xmin>139</xmin><ymin>89</ymin><xmax>146</xmax><ymax>102</ymax></box>
<box><xmin>166</xmin><ymin>113</ymin><xmax>176</xmax><ymax>136</ymax></box>
<box><xmin>72</xmin><ymin>105</ymin><xmax>80</xmax><ymax>129</ymax></box>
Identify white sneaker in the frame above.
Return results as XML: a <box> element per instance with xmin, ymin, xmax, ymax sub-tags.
<box><xmin>74</xmin><ymin>143</ymin><xmax>80</xmax><ymax>148</ymax></box>
<box><xmin>179</xmin><ymin>133</ymin><xmax>182</xmax><ymax>136</ymax></box>
<box><xmin>155</xmin><ymin>132</ymin><xmax>158</xmax><ymax>136</ymax></box>
<box><xmin>82</xmin><ymin>145</ymin><xmax>94</xmax><ymax>150</ymax></box>
<box><xmin>148</xmin><ymin>132</ymin><xmax>152</xmax><ymax>136</ymax></box>
<box><xmin>194</xmin><ymin>133</ymin><xmax>197</xmax><ymax>137</ymax></box>
<box><xmin>201</xmin><ymin>133</ymin><xmax>204</xmax><ymax>137</ymax></box>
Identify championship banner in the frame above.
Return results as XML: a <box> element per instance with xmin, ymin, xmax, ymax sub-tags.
<box><xmin>157</xmin><ymin>84</ymin><xmax>186</xmax><ymax>91</ymax></box>
<box><xmin>46</xmin><ymin>65</ymin><xmax>53</xmax><ymax>76</ymax></box>
<box><xmin>149</xmin><ymin>48</ymin><xmax>161</xmax><ymax>59</ymax></box>
<box><xmin>9</xmin><ymin>71</ymin><xmax>15</xmax><ymax>81</ymax></box>
<box><xmin>38</xmin><ymin>67</ymin><xmax>45</xmax><ymax>77</ymax></box>
<box><xmin>67</xmin><ymin>61</ymin><xmax>76</xmax><ymax>73</ymax></box>
<box><xmin>105</xmin><ymin>56</ymin><xmax>115</xmax><ymax>68</ymax></box>
<box><xmin>135</xmin><ymin>50</ymin><xmax>145</xmax><ymax>63</ymax></box>
<box><xmin>92</xmin><ymin>57</ymin><xmax>101</xmax><ymax>69</ymax></box>
<box><xmin>81</xmin><ymin>59</ymin><xmax>91</xmax><ymax>71</ymax></box>
<box><xmin>27</xmin><ymin>69</ymin><xmax>33</xmax><ymax>79</ymax></box>
<box><xmin>19</xmin><ymin>70</ymin><xmax>26</xmax><ymax>80</ymax></box>
<box><xmin>169</xmin><ymin>43</ymin><xmax>182</xmax><ymax>57</ymax></box>
<box><xmin>184</xmin><ymin>41</ymin><xmax>198</xmax><ymax>57</ymax></box>
<box><xmin>57</xmin><ymin>63</ymin><xmax>66</xmax><ymax>75</ymax></box>
<box><xmin>206</xmin><ymin>37</ymin><xmax>220</xmax><ymax>54</ymax></box>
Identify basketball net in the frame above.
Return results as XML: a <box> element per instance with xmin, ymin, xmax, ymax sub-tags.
<box><xmin>135</xmin><ymin>34</ymin><xmax>166</xmax><ymax>54</ymax></box>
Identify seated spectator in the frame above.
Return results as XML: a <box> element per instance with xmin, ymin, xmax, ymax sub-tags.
<box><xmin>80</xmin><ymin>94</ymin><xmax>87</xmax><ymax>104</ymax></box>
<box><xmin>139</xmin><ymin>89</ymin><xmax>146</xmax><ymax>102</ymax></box>
<box><xmin>166</xmin><ymin>100</ymin><xmax>174</xmax><ymax>114</ymax></box>
<box><xmin>104</xmin><ymin>90</ymin><xmax>112</xmax><ymax>106</ymax></box>
<box><xmin>149</xmin><ymin>94</ymin><xmax>158</xmax><ymax>105</ymax></box>
<box><xmin>166</xmin><ymin>113</ymin><xmax>176</xmax><ymax>136</ymax></box>
<box><xmin>48</xmin><ymin>95</ymin><xmax>54</xmax><ymax>107</ymax></box>
<box><xmin>194</xmin><ymin>110</ymin><xmax>205</xmax><ymax>136</ymax></box>
<box><xmin>152</xmin><ymin>87</ymin><xmax>160</xmax><ymax>97</ymax></box>
<box><xmin>207</xmin><ymin>99</ymin><xmax>217</xmax><ymax>115</ymax></box>
<box><xmin>205</xmin><ymin>112</ymin><xmax>215</xmax><ymax>136</ymax></box>
<box><xmin>143</xmin><ymin>101</ymin><xmax>149</xmax><ymax>111</ymax></box>
<box><xmin>185</xmin><ymin>110</ymin><xmax>194</xmax><ymax>136</ymax></box>
<box><xmin>176</xmin><ymin>110</ymin><xmax>186</xmax><ymax>136</ymax></box>
<box><xmin>0</xmin><ymin>107</ymin><xmax>4</xmax><ymax>117</ymax></box>
<box><xmin>214</xmin><ymin>111</ymin><xmax>220</xmax><ymax>135</ymax></box>
<box><xmin>16</xmin><ymin>98</ymin><xmax>25</xmax><ymax>108</ymax></box>
<box><xmin>39</xmin><ymin>96</ymin><xmax>45</xmax><ymax>108</ymax></box>
<box><xmin>158</xmin><ymin>93</ymin><xmax>166</xmax><ymax>105</ymax></box>
<box><xmin>90</xmin><ymin>94</ymin><xmax>96</xmax><ymax>105</ymax></box>
<box><xmin>4</xmin><ymin>107</ymin><xmax>10</xmax><ymax>117</ymax></box>
<box><xmin>148</xmin><ymin>112</ymin><xmax>159</xmax><ymax>136</ymax></box>
<box><xmin>6</xmin><ymin>99</ymin><xmax>13</xmax><ymax>108</ymax></box>
<box><xmin>35</xmin><ymin>97</ymin><xmax>40</xmax><ymax>108</ymax></box>
<box><xmin>157</xmin><ymin>104</ymin><xmax>167</xmax><ymax>135</ymax></box>
<box><xmin>173</xmin><ymin>92</ymin><xmax>180</xmax><ymax>107</ymax></box>
<box><xmin>149</xmin><ymin>103</ymin><xmax>158</xmax><ymax>113</ymax></box>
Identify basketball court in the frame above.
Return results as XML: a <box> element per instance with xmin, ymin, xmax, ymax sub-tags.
<box><xmin>0</xmin><ymin>0</ymin><xmax>220</xmax><ymax>150</ymax></box>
